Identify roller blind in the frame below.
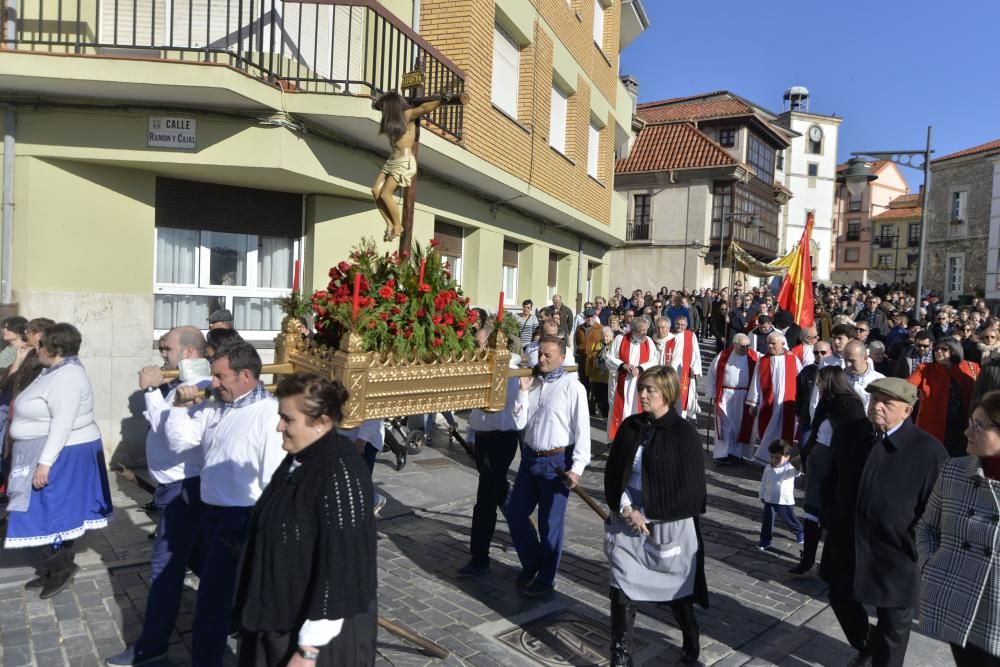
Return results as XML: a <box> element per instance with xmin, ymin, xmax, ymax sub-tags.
<box><xmin>154</xmin><ymin>178</ymin><xmax>302</xmax><ymax>238</ymax></box>
<box><xmin>434</xmin><ymin>221</ymin><xmax>464</xmax><ymax>258</ymax></box>
<box><xmin>503</xmin><ymin>241</ymin><xmax>519</xmax><ymax>267</ymax></box>
<box><xmin>548</xmin><ymin>253</ymin><xmax>559</xmax><ymax>287</ymax></box>
<box><xmin>549</xmin><ymin>85</ymin><xmax>568</xmax><ymax>153</ymax></box>
<box><xmin>491</xmin><ymin>24</ymin><xmax>520</xmax><ymax>117</ymax></box>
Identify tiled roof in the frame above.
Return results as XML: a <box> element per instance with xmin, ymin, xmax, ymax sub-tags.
<box><xmin>873</xmin><ymin>194</ymin><xmax>922</xmax><ymax>220</ymax></box>
<box><xmin>636</xmin><ymin>97</ymin><xmax>754</xmax><ymax>123</ymax></box>
<box><xmin>932</xmin><ymin>138</ymin><xmax>1000</xmax><ymax>164</ymax></box>
<box><xmin>616</xmin><ymin>122</ymin><xmax>738</xmax><ymax>173</ymax></box>
<box><xmin>836</xmin><ymin>159</ymin><xmax>889</xmax><ymax>172</ymax></box>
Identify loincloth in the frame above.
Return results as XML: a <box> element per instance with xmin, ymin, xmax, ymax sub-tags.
<box><xmin>381</xmin><ymin>155</ymin><xmax>417</xmax><ymax>187</ymax></box>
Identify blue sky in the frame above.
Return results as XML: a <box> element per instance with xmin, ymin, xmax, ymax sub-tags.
<box><xmin>618</xmin><ymin>0</ymin><xmax>999</xmax><ymax>188</ymax></box>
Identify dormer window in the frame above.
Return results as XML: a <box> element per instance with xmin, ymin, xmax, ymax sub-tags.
<box><xmin>719</xmin><ymin>128</ymin><xmax>735</xmax><ymax>147</ymax></box>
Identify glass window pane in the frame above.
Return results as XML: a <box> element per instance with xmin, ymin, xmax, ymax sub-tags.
<box><xmin>234</xmin><ymin>296</ymin><xmax>284</xmax><ymax>331</ymax></box>
<box><xmin>156</xmin><ymin>228</ymin><xmax>199</xmax><ymax>284</ymax></box>
<box><xmin>207</xmin><ymin>231</ymin><xmax>249</xmax><ymax>286</ymax></box>
<box><xmin>154</xmin><ymin>294</ymin><xmax>224</xmax><ymax>330</ymax></box>
<box><xmin>257</xmin><ymin>236</ymin><xmax>295</xmax><ymax>288</ymax></box>
<box><xmin>502</xmin><ymin>266</ymin><xmax>517</xmax><ymax>303</ymax></box>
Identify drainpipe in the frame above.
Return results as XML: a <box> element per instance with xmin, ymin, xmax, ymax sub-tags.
<box><xmin>2</xmin><ymin>0</ymin><xmax>17</xmax><ymax>305</ymax></box>
<box><xmin>577</xmin><ymin>237</ymin><xmax>585</xmax><ymax>313</ymax></box>
<box><xmin>412</xmin><ymin>0</ymin><xmax>421</xmax><ymax>31</ymax></box>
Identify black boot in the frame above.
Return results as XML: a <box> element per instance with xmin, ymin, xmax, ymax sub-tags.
<box><xmin>670</xmin><ymin>600</ymin><xmax>700</xmax><ymax>665</ymax></box>
<box><xmin>384</xmin><ymin>431</ymin><xmax>407</xmax><ymax>471</ymax></box>
<box><xmin>25</xmin><ymin>547</ymin><xmax>58</xmax><ymax>590</ymax></box>
<box><xmin>788</xmin><ymin>520</ymin><xmax>821</xmax><ymax>575</ymax></box>
<box><xmin>609</xmin><ymin>587</ymin><xmax>635</xmax><ymax>667</ymax></box>
<box><xmin>40</xmin><ymin>544</ymin><xmax>78</xmax><ymax>599</ymax></box>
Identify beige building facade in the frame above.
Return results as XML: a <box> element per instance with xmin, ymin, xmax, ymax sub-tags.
<box><xmin>0</xmin><ymin>0</ymin><xmax>647</xmax><ymax>466</ymax></box>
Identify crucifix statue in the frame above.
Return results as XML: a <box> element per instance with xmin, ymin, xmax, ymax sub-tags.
<box><xmin>372</xmin><ymin>86</ymin><xmax>468</xmax><ymax>248</ymax></box>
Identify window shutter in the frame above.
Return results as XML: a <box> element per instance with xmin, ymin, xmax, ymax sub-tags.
<box><xmin>434</xmin><ymin>222</ymin><xmax>464</xmax><ymax>258</ymax></box>
<box><xmin>549</xmin><ymin>86</ymin><xmax>568</xmax><ymax>153</ymax></box>
<box><xmin>491</xmin><ymin>25</ymin><xmax>520</xmax><ymax>117</ymax></box>
<box><xmin>587</xmin><ymin>123</ymin><xmax>600</xmax><ymax>178</ymax></box>
<box><xmin>154</xmin><ymin>178</ymin><xmax>301</xmax><ymax>238</ymax></box>
<box><xmin>503</xmin><ymin>241</ymin><xmax>519</xmax><ymax>268</ymax></box>
<box><xmin>548</xmin><ymin>253</ymin><xmax>559</xmax><ymax>286</ymax></box>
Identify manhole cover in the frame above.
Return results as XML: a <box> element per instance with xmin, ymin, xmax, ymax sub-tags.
<box><xmin>413</xmin><ymin>458</ymin><xmax>455</xmax><ymax>469</ymax></box>
<box><xmin>496</xmin><ymin>608</ymin><xmax>648</xmax><ymax>666</ymax></box>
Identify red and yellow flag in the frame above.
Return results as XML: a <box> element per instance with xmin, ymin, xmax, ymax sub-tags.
<box><xmin>777</xmin><ymin>212</ymin><xmax>815</xmax><ymax>327</ymax></box>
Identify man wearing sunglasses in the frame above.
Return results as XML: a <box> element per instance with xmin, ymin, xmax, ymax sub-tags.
<box><xmin>894</xmin><ymin>331</ymin><xmax>934</xmax><ymax>379</ymax></box>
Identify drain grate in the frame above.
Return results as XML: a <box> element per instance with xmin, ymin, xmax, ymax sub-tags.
<box><xmin>495</xmin><ymin>608</ymin><xmax>648</xmax><ymax>666</ymax></box>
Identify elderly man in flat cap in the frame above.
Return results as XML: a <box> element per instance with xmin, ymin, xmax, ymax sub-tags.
<box><xmin>820</xmin><ymin>377</ymin><xmax>946</xmax><ymax>667</ymax></box>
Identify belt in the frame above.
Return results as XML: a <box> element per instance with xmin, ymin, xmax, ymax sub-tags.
<box><xmin>722</xmin><ymin>385</ymin><xmax>749</xmax><ymax>390</ymax></box>
<box><xmin>525</xmin><ymin>446</ymin><xmax>568</xmax><ymax>457</ymax></box>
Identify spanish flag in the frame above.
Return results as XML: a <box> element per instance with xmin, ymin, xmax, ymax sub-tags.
<box><xmin>776</xmin><ymin>212</ymin><xmax>814</xmax><ymax>327</ymax></box>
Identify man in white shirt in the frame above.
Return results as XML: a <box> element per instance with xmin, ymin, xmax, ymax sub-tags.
<box><xmin>107</xmin><ymin>326</ymin><xmax>213</xmax><ymax>667</ymax></box>
<box><xmin>165</xmin><ymin>341</ymin><xmax>284</xmax><ymax>667</ymax></box>
<box><xmin>457</xmin><ymin>326</ymin><xmax>521</xmax><ymax>578</ymax></box>
<box><xmin>507</xmin><ymin>336</ymin><xmax>591</xmax><ymax>597</ymax></box>
<box><xmin>663</xmin><ymin>315</ymin><xmax>703</xmax><ymax>420</ymax></box>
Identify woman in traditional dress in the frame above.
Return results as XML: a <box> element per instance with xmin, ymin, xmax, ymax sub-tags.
<box><xmin>604</xmin><ymin>366</ymin><xmax>707</xmax><ymax>665</ymax></box>
<box><xmin>3</xmin><ymin>322</ymin><xmax>112</xmax><ymax>599</ymax></box>
<box><xmin>235</xmin><ymin>373</ymin><xmax>377</xmax><ymax>666</ymax></box>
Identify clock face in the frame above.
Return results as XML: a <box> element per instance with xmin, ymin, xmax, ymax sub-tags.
<box><xmin>809</xmin><ymin>126</ymin><xmax>822</xmax><ymax>142</ymax></box>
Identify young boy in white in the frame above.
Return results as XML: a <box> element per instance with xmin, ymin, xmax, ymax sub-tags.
<box><xmin>758</xmin><ymin>439</ymin><xmax>804</xmax><ymax>550</ymax></box>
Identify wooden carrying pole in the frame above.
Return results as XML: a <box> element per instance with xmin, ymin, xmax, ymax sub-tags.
<box><xmin>378</xmin><ymin>617</ymin><xmax>449</xmax><ymax>659</ymax></box>
<box><xmin>555</xmin><ymin>468</ymin><xmax>610</xmax><ymax>522</ymax></box>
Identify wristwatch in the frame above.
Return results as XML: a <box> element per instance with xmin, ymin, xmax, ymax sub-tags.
<box><xmin>296</xmin><ymin>647</ymin><xmax>320</xmax><ymax>660</ymax></box>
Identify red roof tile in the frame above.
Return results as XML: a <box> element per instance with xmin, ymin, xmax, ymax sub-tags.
<box><xmin>616</xmin><ymin>122</ymin><xmax>739</xmax><ymax>173</ymax></box>
<box><xmin>932</xmin><ymin>138</ymin><xmax>1000</xmax><ymax>164</ymax></box>
<box><xmin>890</xmin><ymin>193</ymin><xmax>921</xmax><ymax>207</ymax></box>
<box><xmin>637</xmin><ymin>98</ymin><xmax>754</xmax><ymax>123</ymax></box>
<box><xmin>873</xmin><ymin>194</ymin><xmax>922</xmax><ymax>220</ymax></box>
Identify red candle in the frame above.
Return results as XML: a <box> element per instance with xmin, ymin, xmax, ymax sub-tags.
<box><xmin>292</xmin><ymin>259</ymin><xmax>300</xmax><ymax>293</ymax></box>
<box><xmin>418</xmin><ymin>258</ymin><xmax>426</xmax><ymax>288</ymax></box>
<box><xmin>352</xmin><ymin>272</ymin><xmax>362</xmax><ymax>321</ymax></box>
<box><xmin>497</xmin><ymin>291</ymin><xmax>504</xmax><ymax>322</ymax></box>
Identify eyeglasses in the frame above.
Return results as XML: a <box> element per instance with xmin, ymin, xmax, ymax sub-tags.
<box><xmin>913</xmin><ymin>343</ymin><xmax>931</xmax><ymax>349</ymax></box>
<box><xmin>934</xmin><ymin>347</ymin><xmax>950</xmax><ymax>353</ymax></box>
<box><xmin>970</xmin><ymin>419</ymin><xmax>997</xmax><ymax>434</ymax></box>
<box><xmin>815</xmin><ymin>349</ymin><xmax>832</xmax><ymax>356</ymax></box>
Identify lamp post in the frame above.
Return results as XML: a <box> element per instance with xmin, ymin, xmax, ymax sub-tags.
<box><xmin>715</xmin><ymin>212</ymin><xmax>761</xmax><ymax>291</ymax></box>
<box><xmin>838</xmin><ymin>126</ymin><xmax>933</xmax><ymax>308</ymax></box>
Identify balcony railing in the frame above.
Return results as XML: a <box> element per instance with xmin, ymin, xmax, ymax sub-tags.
<box><xmin>626</xmin><ymin>217</ymin><xmax>651</xmax><ymax>242</ymax></box>
<box><xmin>11</xmin><ymin>0</ymin><xmax>466</xmax><ymax>138</ymax></box>
<box><xmin>710</xmin><ymin>219</ymin><xmax>779</xmax><ymax>256</ymax></box>
<box><xmin>846</xmin><ymin>231</ymin><xmax>861</xmax><ymax>241</ymax></box>
<box><xmin>908</xmin><ymin>236</ymin><xmax>921</xmax><ymax>247</ymax></box>
<box><xmin>873</xmin><ymin>235</ymin><xmax>896</xmax><ymax>248</ymax></box>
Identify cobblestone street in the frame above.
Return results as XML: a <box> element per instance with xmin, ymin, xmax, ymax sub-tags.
<box><xmin>0</xmin><ymin>363</ymin><xmax>954</xmax><ymax>666</ymax></box>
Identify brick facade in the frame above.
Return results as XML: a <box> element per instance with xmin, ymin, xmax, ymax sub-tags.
<box><xmin>420</xmin><ymin>0</ymin><xmax>619</xmax><ymax>225</ymax></box>
<box><xmin>925</xmin><ymin>156</ymin><xmax>995</xmax><ymax>300</ymax></box>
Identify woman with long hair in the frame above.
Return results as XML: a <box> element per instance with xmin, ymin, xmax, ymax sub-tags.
<box><xmin>789</xmin><ymin>366</ymin><xmax>865</xmax><ymax>575</ymax></box>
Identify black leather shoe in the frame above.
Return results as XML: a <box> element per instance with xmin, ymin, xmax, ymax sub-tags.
<box><xmin>456</xmin><ymin>561</ymin><xmax>489</xmax><ymax>578</ymax></box>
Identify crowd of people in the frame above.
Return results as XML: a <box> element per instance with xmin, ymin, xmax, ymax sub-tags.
<box><xmin>0</xmin><ymin>279</ymin><xmax>997</xmax><ymax>666</ymax></box>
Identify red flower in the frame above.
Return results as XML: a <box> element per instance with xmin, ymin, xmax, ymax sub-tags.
<box><xmin>386</xmin><ymin>278</ymin><xmax>396</xmax><ymax>289</ymax></box>
<box><xmin>337</xmin><ymin>261</ymin><xmax>352</xmax><ymax>274</ymax></box>
<box><xmin>434</xmin><ymin>296</ymin><xmax>447</xmax><ymax>310</ymax></box>
<box><xmin>378</xmin><ymin>312</ymin><xmax>389</xmax><ymax>320</ymax></box>
<box><xmin>403</xmin><ymin>328</ymin><xmax>413</xmax><ymax>338</ymax></box>
<box><xmin>416</xmin><ymin>308</ymin><xmax>427</xmax><ymax>318</ymax></box>
<box><xmin>395</xmin><ymin>292</ymin><xmax>408</xmax><ymax>304</ymax></box>
<box><xmin>391</xmin><ymin>307</ymin><xmax>401</xmax><ymax>315</ymax></box>
<box><xmin>444</xmin><ymin>313</ymin><xmax>455</xmax><ymax>325</ymax></box>
<box><xmin>432</xmin><ymin>337</ymin><xmax>443</xmax><ymax>347</ymax></box>
<box><xmin>468</xmin><ymin>310</ymin><xmax>479</xmax><ymax>323</ymax></box>
<box><xmin>432</xmin><ymin>316</ymin><xmax>443</xmax><ymax>325</ymax></box>
<box><xmin>368</xmin><ymin>321</ymin><xmax>377</xmax><ymax>329</ymax></box>
<box><xmin>456</xmin><ymin>329</ymin><xmax>465</xmax><ymax>338</ymax></box>
<box><xmin>378</xmin><ymin>285</ymin><xmax>394</xmax><ymax>299</ymax></box>
<box><xmin>429</xmin><ymin>239</ymin><xmax>440</xmax><ymax>247</ymax></box>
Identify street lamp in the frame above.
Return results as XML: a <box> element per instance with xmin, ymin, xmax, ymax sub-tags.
<box><xmin>838</xmin><ymin>126</ymin><xmax>933</xmax><ymax>307</ymax></box>
<box><xmin>716</xmin><ymin>212</ymin><xmax>761</xmax><ymax>291</ymax></box>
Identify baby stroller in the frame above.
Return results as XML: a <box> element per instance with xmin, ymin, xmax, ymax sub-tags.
<box><xmin>383</xmin><ymin>416</ymin><xmax>428</xmax><ymax>470</ymax></box>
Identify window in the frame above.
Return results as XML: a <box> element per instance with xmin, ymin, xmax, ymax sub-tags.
<box><xmin>808</xmin><ymin>139</ymin><xmax>822</xmax><ymax>154</ymax></box>
<box><xmin>491</xmin><ymin>24</ymin><xmax>520</xmax><ymax>118</ymax></box>
<box><xmin>547</xmin><ymin>252</ymin><xmax>559</xmax><ymax>300</ymax></box>
<box><xmin>877</xmin><ymin>254</ymin><xmax>892</xmax><ymax>268</ymax></box>
<box><xmin>846</xmin><ymin>220</ymin><xmax>861</xmax><ymax>241</ymax></box>
<box><xmin>719</xmin><ymin>128</ymin><xmax>735</xmax><ymax>147</ymax></box>
<box><xmin>628</xmin><ymin>194</ymin><xmax>651</xmax><ymax>241</ymax></box>
<box><xmin>807</xmin><ymin>163</ymin><xmax>819</xmax><ymax>177</ymax></box>
<box><xmin>776</xmin><ymin>149</ymin><xmax>784</xmax><ymax>171</ymax></box>
<box><xmin>879</xmin><ymin>224</ymin><xmax>894</xmax><ymax>244</ymax></box>
<box><xmin>434</xmin><ymin>221</ymin><xmax>464</xmax><ymax>286</ymax></box>
<box><xmin>592</xmin><ymin>0</ymin><xmax>605</xmax><ymax>50</ymax></box>
<box><xmin>549</xmin><ymin>84</ymin><xmax>568</xmax><ymax>154</ymax></box>
<box><xmin>845</xmin><ymin>247</ymin><xmax>860</xmax><ymax>263</ymax></box>
<box><xmin>907</xmin><ymin>254</ymin><xmax>919</xmax><ymax>269</ymax></box>
<box><xmin>712</xmin><ymin>182</ymin><xmax>733</xmax><ymax>222</ymax></box>
<box><xmin>947</xmin><ymin>254</ymin><xmax>965</xmax><ymax>299</ymax></box>
<box><xmin>951</xmin><ymin>190</ymin><xmax>968</xmax><ymax>222</ymax></box>
<box><xmin>153</xmin><ymin>178</ymin><xmax>301</xmax><ymax>336</ymax></box>
<box><xmin>502</xmin><ymin>241</ymin><xmax>519</xmax><ymax>305</ymax></box>
<box><xmin>908</xmin><ymin>223</ymin><xmax>921</xmax><ymax>246</ymax></box>
<box><xmin>587</xmin><ymin>122</ymin><xmax>600</xmax><ymax>178</ymax></box>
<box><xmin>746</xmin><ymin>133</ymin><xmax>775</xmax><ymax>184</ymax></box>
<box><xmin>848</xmin><ymin>192</ymin><xmax>863</xmax><ymax>212</ymax></box>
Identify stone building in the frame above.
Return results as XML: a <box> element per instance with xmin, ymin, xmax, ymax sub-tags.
<box><xmin>924</xmin><ymin>139</ymin><xmax>1000</xmax><ymax>303</ymax></box>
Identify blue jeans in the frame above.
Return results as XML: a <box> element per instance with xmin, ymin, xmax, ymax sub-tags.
<box><xmin>191</xmin><ymin>505</ymin><xmax>252</xmax><ymax>667</ymax></box>
<box><xmin>506</xmin><ymin>446</ymin><xmax>574</xmax><ymax>587</ymax></box>
<box><xmin>468</xmin><ymin>430</ymin><xmax>519</xmax><ymax>564</ymax></box>
<box><xmin>759</xmin><ymin>502</ymin><xmax>803</xmax><ymax>547</ymax></box>
<box><xmin>134</xmin><ymin>477</ymin><xmax>206</xmax><ymax>658</ymax></box>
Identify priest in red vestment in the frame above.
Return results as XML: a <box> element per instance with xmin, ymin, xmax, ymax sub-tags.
<box><xmin>663</xmin><ymin>314</ymin><xmax>702</xmax><ymax>419</ymax></box>
<box><xmin>746</xmin><ymin>332</ymin><xmax>801</xmax><ymax>463</ymax></box>
<box><xmin>707</xmin><ymin>333</ymin><xmax>758</xmax><ymax>464</ymax></box>
<box><xmin>606</xmin><ymin>317</ymin><xmax>658</xmax><ymax>441</ymax></box>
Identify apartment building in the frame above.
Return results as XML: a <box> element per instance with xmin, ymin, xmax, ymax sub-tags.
<box><xmin>0</xmin><ymin>0</ymin><xmax>647</xmax><ymax>465</ymax></box>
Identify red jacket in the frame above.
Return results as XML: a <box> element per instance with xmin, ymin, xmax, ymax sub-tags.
<box><xmin>907</xmin><ymin>361</ymin><xmax>979</xmax><ymax>444</ymax></box>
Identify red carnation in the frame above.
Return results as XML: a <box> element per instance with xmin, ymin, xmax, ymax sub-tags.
<box><xmin>386</xmin><ymin>278</ymin><xmax>396</xmax><ymax>288</ymax></box>
<box><xmin>395</xmin><ymin>292</ymin><xmax>408</xmax><ymax>304</ymax></box>
<box><xmin>429</xmin><ymin>239</ymin><xmax>440</xmax><ymax>247</ymax></box>
<box><xmin>456</xmin><ymin>329</ymin><xmax>465</xmax><ymax>338</ymax></box>
<box><xmin>378</xmin><ymin>285</ymin><xmax>394</xmax><ymax>299</ymax></box>
<box><xmin>434</xmin><ymin>296</ymin><xmax>447</xmax><ymax>310</ymax></box>
<box><xmin>378</xmin><ymin>312</ymin><xmax>389</xmax><ymax>320</ymax></box>
<box><xmin>444</xmin><ymin>313</ymin><xmax>455</xmax><ymax>325</ymax></box>
<box><xmin>337</xmin><ymin>261</ymin><xmax>352</xmax><ymax>274</ymax></box>
<box><xmin>328</xmin><ymin>267</ymin><xmax>341</xmax><ymax>279</ymax></box>
<box><xmin>391</xmin><ymin>307</ymin><xmax>401</xmax><ymax>315</ymax></box>
<box><xmin>432</xmin><ymin>337</ymin><xmax>443</xmax><ymax>347</ymax></box>
<box><xmin>468</xmin><ymin>310</ymin><xmax>479</xmax><ymax>323</ymax></box>
<box><xmin>416</xmin><ymin>308</ymin><xmax>427</xmax><ymax>318</ymax></box>
<box><xmin>433</xmin><ymin>316</ymin><xmax>443</xmax><ymax>325</ymax></box>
